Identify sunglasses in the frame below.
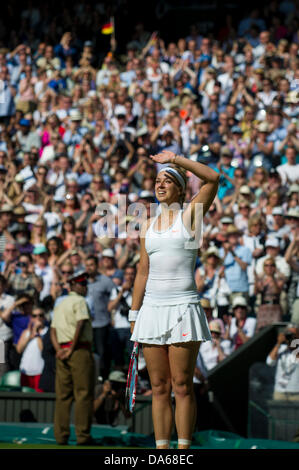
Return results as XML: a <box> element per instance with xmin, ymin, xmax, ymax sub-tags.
<box><xmin>265</xmin><ymin>264</ymin><xmax>275</xmax><ymax>267</ymax></box>
<box><xmin>62</xmin><ymin>270</ymin><xmax>72</xmax><ymax>274</ymax></box>
<box><xmin>31</xmin><ymin>313</ymin><xmax>44</xmax><ymax>318</ymax></box>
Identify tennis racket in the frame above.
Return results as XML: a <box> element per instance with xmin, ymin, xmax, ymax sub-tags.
<box><xmin>125</xmin><ymin>341</ymin><xmax>139</xmax><ymax>413</ymax></box>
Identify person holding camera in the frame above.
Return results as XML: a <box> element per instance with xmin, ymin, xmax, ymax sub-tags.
<box><xmin>266</xmin><ymin>324</ymin><xmax>299</xmax><ymax>401</ymax></box>
<box><xmin>93</xmin><ymin>370</ymin><xmax>129</xmax><ymax>426</ymax></box>
<box><xmin>255</xmin><ymin>256</ymin><xmax>285</xmax><ymax>331</ymax></box>
<box><xmin>6</xmin><ymin>253</ymin><xmax>42</xmax><ymax>301</ymax></box>
<box><xmin>16</xmin><ymin>306</ymin><xmax>48</xmax><ymax>392</ymax></box>
<box><xmin>108</xmin><ymin>266</ymin><xmax>136</xmax><ymax>369</ymax></box>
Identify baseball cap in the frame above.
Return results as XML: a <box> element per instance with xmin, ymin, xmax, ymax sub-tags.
<box><xmin>19</xmin><ymin>118</ymin><xmax>31</xmax><ymax>127</ymax></box>
<box><xmin>102</xmin><ymin>248</ymin><xmax>115</xmax><ymax>258</ymax></box>
<box><xmin>272</xmin><ymin>207</ymin><xmax>284</xmax><ymax>216</ymax></box>
<box><xmin>220</xmin><ymin>216</ymin><xmax>233</xmax><ymax>224</ymax></box>
<box><xmin>139</xmin><ymin>190</ymin><xmax>155</xmax><ymax>201</ymax></box>
<box><xmin>232</xmin><ymin>296</ymin><xmax>247</xmax><ymax>309</ymax></box>
<box><xmin>33</xmin><ymin>244</ymin><xmax>47</xmax><ymax>255</ymax></box>
<box><xmin>108</xmin><ymin>370</ymin><xmax>127</xmax><ymax>383</ymax></box>
<box><xmin>265</xmin><ymin>238</ymin><xmax>280</xmax><ymax>248</ymax></box>
<box><xmin>53</xmin><ymin>195</ymin><xmax>64</xmax><ymax>203</ymax></box>
<box><xmin>231</xmin><ymin>126</ymin><xmax>242</xmax><ymax>134</ymax></box>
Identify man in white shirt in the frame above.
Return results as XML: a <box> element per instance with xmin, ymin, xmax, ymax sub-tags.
<box><xmin>266</xmin><ymin>324</ymin><xmax>299</xmax><ymax>400</ymax></box>
<box><xmin>277</xmin><ymin>146</ymin><xmax>299</xmax><ymax>185</ymax></box>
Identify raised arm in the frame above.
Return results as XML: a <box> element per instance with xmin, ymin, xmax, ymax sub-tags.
<box><xmin>150</xmin><ymin>150</ymin><xmax>220</xmax><ymax>216</ymax></box>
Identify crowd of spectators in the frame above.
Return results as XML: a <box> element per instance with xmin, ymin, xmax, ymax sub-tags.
<box><xmin>0</xmin><ymin>2</ymin><xmax>298</xmax><ymax>424</ymax></box>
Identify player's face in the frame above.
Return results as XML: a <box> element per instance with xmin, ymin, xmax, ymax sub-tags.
<box><xmin>155</xmin><ymin>172</ymin><xmax>181</xmax><ymax>205</ymax></box>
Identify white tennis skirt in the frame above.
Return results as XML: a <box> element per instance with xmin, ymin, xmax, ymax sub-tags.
<box><xmin>130</xmin><ymin>302</ymin><xmax>212</xmax><ymax>345</ymax></box>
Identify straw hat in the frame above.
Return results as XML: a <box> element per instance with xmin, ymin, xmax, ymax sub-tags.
<box><xmin>226</xmin><ymin>224</ymin><xmax>242</xmax><ymax>236</ymax></box>
<box><xmin>200</xmin><ymin>298</ymin><xmax>212</xmax><ymax>309</ymax></box>
<box><xmin>201</xmin><ymin>246</ymin><xmax>223</xmax><ymax>266</ymax></box>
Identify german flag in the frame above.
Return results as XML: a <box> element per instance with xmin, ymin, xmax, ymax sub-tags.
<box><xmin>101</xmin><ymin>22</ymin><xmax>114</xmax><ymax>35</ymax></box>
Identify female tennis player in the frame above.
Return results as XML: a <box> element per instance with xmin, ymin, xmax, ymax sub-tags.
<box><xmin>129</xmin><ymin>149</ymin><xmax>219</xmax><ymax>449</ymax></box>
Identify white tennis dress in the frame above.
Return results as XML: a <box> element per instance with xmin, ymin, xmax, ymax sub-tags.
<box><xmin>131</xmin><ymin>209</ymin><xmax>211</xmax><ymax>345</ymax></box>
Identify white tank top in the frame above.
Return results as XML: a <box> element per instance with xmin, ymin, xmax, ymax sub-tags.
<box><xmin>143</xmin><ymin>209</ymin><xmax>200</xmax><ymax>306</ymax></box>
<box><xmin>19</xmin><ymin>327</ymin><xmax>47</xmax><ymax>376</ymax></box>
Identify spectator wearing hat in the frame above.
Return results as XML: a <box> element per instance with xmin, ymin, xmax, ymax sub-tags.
<box><xmin>234</xmin><ymin>200</ymin><xmax>251</xmax><ymax>235</ymax></box>
<box><xmin>33</xmin><ymin>244</ymin><xmax>54</xmax><ymax>301</ymax></box>
<box><xmin>285</xmin><ymin>208</ymin><xmax>299</xmax><ymax>243</ymax></box>
<box><xmin>255</xmin><ymin>237</ymin><xmax>291</xmax><ymax>279</ymax></box>
<box><xmin>268</xmin><ymin>207</ymin><xmax>290</xmax><ymax>251</ymax></box>
<box><xmin>195</xmin><ymin>247</ymin><xmax>230</xmax><ymax>317</ymax></box>
<box><xmin>16</xmin><ymin>118</ymin><xmax>41</xmax><ymax>153</ymax></box>
<box><xmin>199</xmin><ymin>320</ymin><xmax>229</xmax><ymax>371</ymax></box>
<box><xmin>11</xmin><ymin>223</ymin><xmax>33</xmax><ymax>255</ymax></box>
<box><xmin>100</xmin><ymin>248</ymin><xmax>123</xmax><ymax>280</ymax></box>
<box><xmin>50</xmin><ymin>269</ymin><xmax>94</xmax><ymax>445</ymax></box>
<box><xmin>224</xmin><ymin>296</ymin><xmax>256</xmax><ymax>351</ymax></box>
<box><xmin>254</xmin><ymin>256</ymin><xmax>285</xmax><ymax>331</ymax></box>
<box><xmin>227</xmin><ymin>126</ymin><xmax>247</xmax><ymax>168</ymax></box>
<box><xmin>0</xmin><ymin>204</ymin><xmax>14</xmax><ymax>254</ymax></box>
<box><xmin>219</xmin><ymin>224</ymin><xmax>252</xmax><ymax>302</ymax></box>
<box><xmin>242</xmin><ymin>215</ymin><xmax>265</xmax><ymax>308</ymax></box>
<box><xmin>85</xmin><ymin>255</ymin><xmax>115</xmax><ymax>380</ymax></box>
<box><xmin>93</xmin><ymin>370</ymin><xmax>128</xmax><ymax>426</ymax></box>
<box><xmin>215</xmin><ymin>146</ymin><xmax>235</xmax><ymax>201</ymax></box>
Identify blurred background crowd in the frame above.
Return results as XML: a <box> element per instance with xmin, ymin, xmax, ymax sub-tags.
<box><xmin>0</xmin><ymin>0</ymin><xmax>298</xmax><ymax>426</ymax></box>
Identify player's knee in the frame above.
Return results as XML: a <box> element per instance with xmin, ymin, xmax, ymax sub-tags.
<box><xmin>172</xmin><ymin>377</ymin><xmax>192</xmax><ymax>399</ymax></box>
<box><xmin>151</xmin><ymin>378</ymin><xmax>171</xmax><ymax>398</ymax></box>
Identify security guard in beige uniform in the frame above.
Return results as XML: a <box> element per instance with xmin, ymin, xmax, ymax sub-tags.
<box><xmin>50</xmin><ymin>270</ymin><xmax>95</xmax><ymax>445</ymax></box>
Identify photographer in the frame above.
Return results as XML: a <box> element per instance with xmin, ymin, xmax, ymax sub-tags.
<box><xmin>93</xmin><ymin>370</ymin><xmax>129</xmax><ymax>425</ymax></box>
<box><xmin>6</xmin><ymin>253</ymin><xmax>42</xmax><ymax>301</ymax></box>
<box><xmin>266</xmin><ymin>324</ymin><xmax>299</xmax><ymax>401</ymax></box>
<box><xmin>108</xmin><ymin>266</ymin><xmax>136</xmax><ymax>369</ymax></box>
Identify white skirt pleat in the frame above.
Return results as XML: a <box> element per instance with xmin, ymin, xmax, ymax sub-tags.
<box><xmin>130</xmin><ymin>302</ymin><xmax>212</xmax><ymax>345</ymax></box>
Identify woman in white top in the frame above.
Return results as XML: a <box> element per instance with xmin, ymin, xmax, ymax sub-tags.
<box><xmin>129</xmin><ymin>149</ymin><xmax>219</xmax><ymax>449</ymax></box>
<box><xmin>16</xmin><ymin>306</ymin><xmax>48</xmax><ymax>392</ymax></box>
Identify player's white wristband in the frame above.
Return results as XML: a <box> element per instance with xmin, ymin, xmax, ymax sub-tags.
<box><xmin>128</xmin><ymin>310</ymin><xmax>139</xmax><ymax>321</ymax></box>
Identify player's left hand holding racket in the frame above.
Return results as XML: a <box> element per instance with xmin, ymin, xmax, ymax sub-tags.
<box><xmin>126</xmin><ymin>341</ymin><xmax>139</xmax><ymax>413</ymax></box>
